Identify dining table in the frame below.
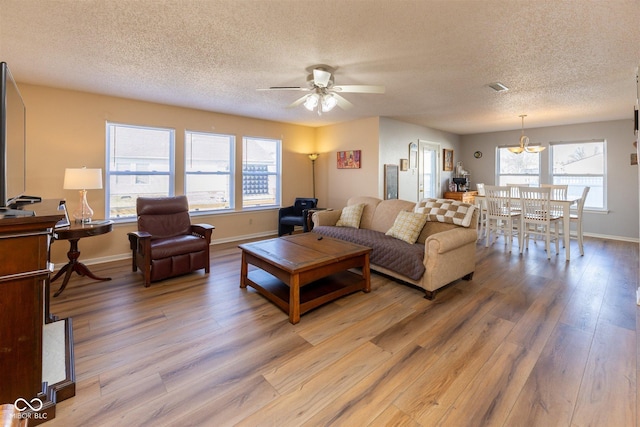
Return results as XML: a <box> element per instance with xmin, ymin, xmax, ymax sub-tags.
<box><xmin>474</xmin><ymin>194</ymin><xmax>581</xmax><ymax>260</ymax></box>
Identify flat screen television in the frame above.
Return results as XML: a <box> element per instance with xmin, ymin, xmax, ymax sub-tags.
<box><xmin>0</xmin><ymin>61</ymin><xmax>28</xmax><ymax>210</ymax></box>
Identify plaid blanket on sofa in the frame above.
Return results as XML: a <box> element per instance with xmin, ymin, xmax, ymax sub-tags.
<box><xmin>414</xmin><ymin>198</ymin><xmax>475</xmax><ymax>227</ymax></box>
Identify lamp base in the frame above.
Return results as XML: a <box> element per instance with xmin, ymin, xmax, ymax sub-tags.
<box><xmin>72</xmin><ymin>189</ymin><xmax>94</xmax><ymax>223</ymax></box>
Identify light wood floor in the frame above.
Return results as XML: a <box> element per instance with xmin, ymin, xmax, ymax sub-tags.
<box><xmin>46</xmin><ymin>235</ymin><xmax>638</xmax><ymax>427</ymax></box>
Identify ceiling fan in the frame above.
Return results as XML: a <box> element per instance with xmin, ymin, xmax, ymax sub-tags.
<box><xmin>258</xmin><ymin>65</ymin><xmax>385</xmax><ymax>115</ymax></box>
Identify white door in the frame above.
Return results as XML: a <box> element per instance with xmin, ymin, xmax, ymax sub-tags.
<box><xmin>418</xmin><ymin>141</ymin><xmax>440</xmax><ymax>200</ymax></box>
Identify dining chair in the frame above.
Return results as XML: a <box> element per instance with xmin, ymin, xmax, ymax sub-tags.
<box><xmin>562</xmin><ymin>186</ymin><xmax>590</xmax><ymax>256</ymax></box>
<box><xmin>519</xmin><ymin>187</ymin><xmax>561</xmax><ymax>259</ymax></box>
<box><xmin>506</xmin><ymin>183</ymin><xmax>528</xmax><ymax>211</ymax></box>
<box><xmin>541</xmin><ymin>184</ymin><xmax>568</xmax><ymax>216</ymax></box>
<box><xmin>484</xmin><ymin>185</ymin><xmax>520</xmax><ymax>251</ymax></box>
<box><xmin>475</xmin><ymin>183</ymin><xmax>487</xmax><ymax>241</ymax></box>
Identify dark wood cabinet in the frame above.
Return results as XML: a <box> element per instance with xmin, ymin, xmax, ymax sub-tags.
<box><xmin>0</xmin><ymin>200</ymin><xmax>75</xmax><ymax>424</ymax></box>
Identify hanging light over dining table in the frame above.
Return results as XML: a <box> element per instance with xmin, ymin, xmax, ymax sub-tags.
<box><xmin>508</xmin><ymin>114</ymin><xmax>546</xmax><ymax>154</ymax></box>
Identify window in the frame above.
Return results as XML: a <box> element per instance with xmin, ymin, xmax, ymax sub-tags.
<box><xmin>496</xmin><ymin>147</ymin><xmax>540</xmax><ymax>186</ymax></box>
<box><xmin>106</xmin><ymin>123</ymin><xmax>175</xmax><ymax>219</ymax></box>
<box><xmin>550</xmin><ymin>140</ymin><xmax>605</xmax><ymax>210</ymax></box>
<box><xmin>418</xmin><ymin>141</ymin><xmax>440</xmax><ymax>199</ymax></box>
<box><xmin>185</xmin><ymin>131</ymin><xmax>234</xmax><ymax>211</ymax></box>
<box><xmin>242</xmin><ymin>137</ymin><xmax>281</xmax><ymax>208</ymax></box>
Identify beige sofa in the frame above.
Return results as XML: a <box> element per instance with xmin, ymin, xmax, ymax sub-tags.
<box><xmin>312</xmin><ymin>196</ymin><xmax>478</xmax><ymax>299</ymax></box>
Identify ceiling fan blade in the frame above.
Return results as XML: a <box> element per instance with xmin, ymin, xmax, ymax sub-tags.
<box><xmin>332</xmin><ymin>84</ymin><xmax>385</xmax><ymax>94</ymax></box>
<box><xmin>333</xmin><ymin>93</ymin><xmax>354</xmax><ymax>110</ymax></box>
<box><xmin>257</xmin><ymin>86</ymin><xmax>309</xmax><ymax>91</ymax></box>
<box><xmin>287</xmin><ymin>94</ymin><xmax>309</xmax><ymax>108</ymax></box>
<box><xmin>313</xmin><ymin>69</ymin><xmax>332</xmax><ymax>88</ymax></box>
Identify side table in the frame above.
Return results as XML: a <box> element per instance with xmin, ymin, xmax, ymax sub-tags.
<box><xmin>51</xmin><ymin>220</ymin><xmax>113</xmax><ymax>297</ymax></box>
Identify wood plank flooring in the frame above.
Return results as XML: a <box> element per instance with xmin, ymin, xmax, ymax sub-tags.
<box><xmin>46</xmin><ymin>236</ymin><xmax>638</xmax><ymax>426</ymax></box>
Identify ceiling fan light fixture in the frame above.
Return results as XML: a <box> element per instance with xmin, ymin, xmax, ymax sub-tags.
<box><xmin>321</xmin><ymin>93</ymin><xmax>337</xmax><ymax>112</ymax></box>
<box><xmin>304</xmin><ymin>94</ymin><xmax>319</xmax><ymax>111</ymax></box>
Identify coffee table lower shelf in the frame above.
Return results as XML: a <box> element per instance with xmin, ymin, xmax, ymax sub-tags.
<box><xmin>245</xmin><ymin>269</ymin><xmax>367</xmax><ymax>320</ymax></box>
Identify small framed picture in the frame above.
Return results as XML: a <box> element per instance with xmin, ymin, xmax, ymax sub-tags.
<box><xmin>55</xmin><ymin>201</ymin><xmax>70</xmax><ymax>228</ymax></box>
<box><xmin>443</xmin><ymin>149</ymin><xmax>454</xmax><ymax>171</ymax></box>
<box><xmin>400</xmin><ymin>158</ymin><xmax>409</xmax><ymax>171</ymax></box>
<box><xmin>337</xmin><ymin>150</ymin><xmax>361</xmax><ymax>169</ymax></box>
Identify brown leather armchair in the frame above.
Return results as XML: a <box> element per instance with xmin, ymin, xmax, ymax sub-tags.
<box><xmin>128</xmin><ymin>195</ymin><xmax>214</xmax><ymax>287</ymax></box>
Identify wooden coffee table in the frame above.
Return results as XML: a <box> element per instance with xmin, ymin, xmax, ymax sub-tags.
<box><xmin>239</xmin><ymin>233</ymin><xmax>371</xmax><ymax>324</ymax></box>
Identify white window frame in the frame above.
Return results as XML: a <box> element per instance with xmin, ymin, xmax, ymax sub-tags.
<box><xmin>496</xmin><ymin>147</ymin><xmax>541</xmax><ymax>186</ymax></box>
<box><xmin>242</xmin><ymin>136</ymin><xmax>281</xmax><ymax>209</ymax></box>
<box><xmin>184</xmin><ymin>130</ymin><xmax>235</xmax><ymax>213</ymax></box>
<box><xmin>105</xmin><ymin>122</ymin><xmax>175</xmax><ymax>221</ymax></box>
<box><xmin>549</xmin><ymin>139</ymin><xmax>606</xmax><ymax>211</ymax></box>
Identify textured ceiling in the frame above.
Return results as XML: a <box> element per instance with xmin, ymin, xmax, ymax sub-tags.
<box><xmin>1</xmin><ymin>0</ymin><xmax>639</xmax><ymax>134</ymax></box>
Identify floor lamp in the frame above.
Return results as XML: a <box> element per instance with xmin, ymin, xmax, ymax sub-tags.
<box><xmin>308</xmin><ymin>153</ymin><xmax>319</xmax><ymax>199</ymax></box>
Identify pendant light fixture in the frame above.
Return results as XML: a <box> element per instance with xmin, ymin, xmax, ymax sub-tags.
<box><xmin>508</xmin><ymin>115</ymin><xmax>545</xmax><ymax>154</ymax></box>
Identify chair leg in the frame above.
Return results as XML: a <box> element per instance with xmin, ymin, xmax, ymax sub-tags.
<box><xmin>577</xmin><ymin>221</ymin><xmax>584</xmax><ymax>256</ymax></box>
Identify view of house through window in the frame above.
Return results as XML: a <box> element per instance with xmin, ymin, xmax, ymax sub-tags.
<box><xmin>185</xmin><ymin>131</ymin><xmax>234</xmax><ymax>211</ymax></box>
<box><xmin>106</xmin><ymin>123</ymin><xmax>175</xmax><ymax>219</ymax></box>
<box><xmin>551</xmin><ymin>140</ymin><xmax>605</xmax><ymax>209</ymax></box>
<box><xmin>242</xmin><ymin>137</ymin><xmax>281</xmax><ymax>208</ymax></box>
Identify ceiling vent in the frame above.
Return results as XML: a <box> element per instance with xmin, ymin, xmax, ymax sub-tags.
<box><xmin>488</xmin><ymin>82</ymin><xmax>509</xmax><ymax>92</ymax></box>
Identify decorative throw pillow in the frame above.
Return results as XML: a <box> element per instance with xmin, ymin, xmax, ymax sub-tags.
<box><xmin>336</xmin><ymin>203</ymin><xmax>365</xmax><ymax>228</ymax></box>
<box><xmin>385</xmin><ymin>210</ymin><xmax>428</xmax><ymax>244</ymax></box>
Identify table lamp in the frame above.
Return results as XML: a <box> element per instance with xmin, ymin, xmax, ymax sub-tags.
<box><xmin>63</xmin><ymin>167</ymin><xmax>103</xmax><ymax>223</ymax></box>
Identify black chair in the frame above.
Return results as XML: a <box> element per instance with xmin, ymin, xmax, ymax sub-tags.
<box><xmin>278</xmin><ymin>197</ymin><xmax>318</xmax><ymax>236</ymax></box>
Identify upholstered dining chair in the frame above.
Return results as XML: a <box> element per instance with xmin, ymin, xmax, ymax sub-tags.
<box><xmin>278</xmin><ymin>197</ymin><xmax>318</xmax><ymax>236</ymax></box>
<box><xmin>484</xmin><ymin>185</ymin><xmax>521</xmax><ymax>251</ymax></box>
<box><xmin>128</xmin><ymin>195</ymin><xmax>214</xmax><ymax>287</ymax></box>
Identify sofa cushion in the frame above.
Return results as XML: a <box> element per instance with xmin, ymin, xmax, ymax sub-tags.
<box><xmin>313</xmin><ymin>226</ymin><xmax>425</xmax><ymax>280</ymax></box>
<box><xmin>415</xmin><ymin>198</ymin><xmax>476</xmax><ymax>227</ymax></box>
<box><xmin>336</xmin><ymin>203</ymin><xmax>365</xmax><ymax>228</ymax></box>
<box><xmin>385</xmin><ymin>210</ymin><xmax>428</xmax><ymax>244</ymax></box>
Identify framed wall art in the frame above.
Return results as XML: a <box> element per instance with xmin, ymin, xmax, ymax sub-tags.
<box><xmin>400</xmin><ymin>158</ymin><xmax>409</xmax><ymax>171</ymax></box>
<box><xmin>443</xmin><ymin>149</ymin><xmax>454</xmax><ymax>171</ymax></box>
<box><xmin>337</xmin><ymin>150</ymin><xmax>361</xmax><ymax>169</ymax></box>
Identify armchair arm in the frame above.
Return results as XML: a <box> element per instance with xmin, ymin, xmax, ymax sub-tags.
<box><xmin>190</xmin><ymin>224</ymin><xmax>215</xmax><ymax>243</ymax></box>
<box><xmin>312</xmin><ymin>209</ymin><xmax>341</xmax><ymax>226</ymax></box>
<box><xmin>128</xmin><ymin>230</ymin><xmax>152</xmax><ymax>274</ymax></box>
<box><xmin>278</xmin><ymin>205</ymin><xmax>295</xmax><ymax>220</ymax></box>
<box><xmin>424</xmin><ymin>227</ymin><xmax>478</xmax><ymax>256</ymax></box>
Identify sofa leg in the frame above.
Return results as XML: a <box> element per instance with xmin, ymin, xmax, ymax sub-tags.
<box><xmin>424</xmin><ymin>290</ymin><xmax>435</xmax><ymax>300</ymax></box>
<box><xmin>463</xmin><ymin>272</ymin><xmax>474</xmax><ymax>280</ymax></box>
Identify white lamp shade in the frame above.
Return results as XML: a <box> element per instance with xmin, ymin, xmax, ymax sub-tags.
<box><xmin>63</xmin><ymin>168</ymin><xmax>103</xmax><ymax>190</ymax></box>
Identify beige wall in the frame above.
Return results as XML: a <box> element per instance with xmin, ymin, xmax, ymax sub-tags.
<box><xmin>19</xmin><ymin>84</ymin><xmax>316</xmax><ymax>264</ymax></box>
<box><xmin>315</xmin><ymin>117</ymin><xmax>380</xmax><ymax>208</ymax></box>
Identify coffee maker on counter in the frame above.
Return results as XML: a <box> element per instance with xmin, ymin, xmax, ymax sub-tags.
<box><xmin>452</xmin><ymin>177</ymin><xmax>470</xmax><ymax>192</ymax></box>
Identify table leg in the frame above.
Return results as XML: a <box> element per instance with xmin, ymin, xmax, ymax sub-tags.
<box><xmin>362</xmin><ymin>253</ymin><xmax>371</xmax><ymax>293</ymax></box>
<box><xmin>289</xmin><ymin>274</ymin><xmax>300</xmax><ymax>324</ymax></box>
<box><xmin>563</xmin><ymin>203</ymin><xmax>571</xmax><ymax>260</ymax></box>
<box><xmin>52</xmin><ymin>238</ymin><xmax>111</xmax><ymax>297</ymax></box>
<box><xmin>240</xmin><ymin>251</ymin><xmax>248</xmax><ymax>288</ymax></box>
